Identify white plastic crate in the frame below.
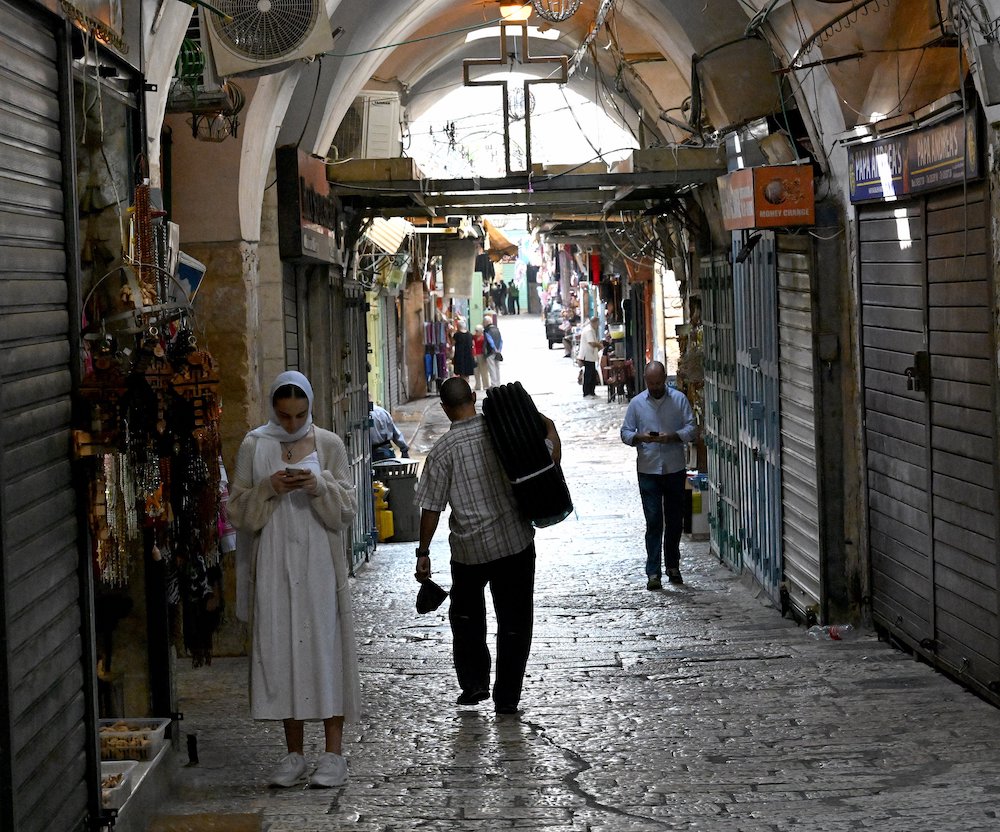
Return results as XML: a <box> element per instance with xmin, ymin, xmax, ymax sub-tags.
<box><xmin>100</xmin><ymin>760</ymin><xmax>137</xmax><ymax>809</ymax></box>
<box><xmin>99</xmin><ymin>717</ymin><xmax>170</xmax><ymax>761</ymax></box>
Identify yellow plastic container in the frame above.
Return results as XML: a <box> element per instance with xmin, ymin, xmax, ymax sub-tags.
<box><xmin>376</xmin><ymin>509</ymin><xmax>394</xmax><ymax>541</ymax></box>
<box><xmin>373</xmin><ymin>481</ymin><xmax>394</xmax><ymax>541</ymax></box>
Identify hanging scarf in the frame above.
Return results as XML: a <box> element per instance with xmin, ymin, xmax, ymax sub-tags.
<box><xmin>249</xmin><ymin>370</ymin><xmax>314</xmax><ymax>442</ymax></box>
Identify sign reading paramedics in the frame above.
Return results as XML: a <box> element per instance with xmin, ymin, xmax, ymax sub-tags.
<box><xmin>717</xmin><ymin>165</ymin><xmax>815</xmax><ymax>231</ymax></box>
<box><xmin>847</xmin><ymin>110</ymin><xmax>979</xmax><ymax>203</ymax></box>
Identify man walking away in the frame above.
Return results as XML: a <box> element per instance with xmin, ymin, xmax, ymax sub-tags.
<box><xmin>414</xmin><ymin>378</ymin><xmax>561</xmax><ymax>715</ymax></box>
<box><xmin>483</xmin><ymin>315</ymin><xmax>504</xmax><ymax>387</ymax></box>
<box><xmin>620</xmin><ymin>361</ymin><xmax>697</xmax><ymax>589</ymax></box>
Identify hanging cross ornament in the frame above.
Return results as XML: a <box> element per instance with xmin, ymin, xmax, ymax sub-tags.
<box><xmin>463</xmin><ymin>20</ymin><xmax>568</xmax><ymax>176</ymax></box>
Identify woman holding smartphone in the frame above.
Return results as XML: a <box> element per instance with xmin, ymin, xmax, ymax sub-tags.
<box><xmin>228</xmin><ymin>370</ymin><xmax>360</xmax><ymax>789</ymax></box>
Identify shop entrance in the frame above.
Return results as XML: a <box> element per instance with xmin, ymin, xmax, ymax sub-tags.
<box><xmin>859</xmin><ymin>184</ymin><xmax>1000</xmax><ymax>702</ymax></box>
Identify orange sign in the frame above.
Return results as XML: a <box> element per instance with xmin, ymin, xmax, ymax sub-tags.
<box><xmin>717</xmin><ymin>165</ymin><xmax>814</xmax><ymax>230</ymax></box>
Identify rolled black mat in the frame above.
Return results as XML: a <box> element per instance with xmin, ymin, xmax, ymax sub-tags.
<box><xmin>483</xmin><ymin>382</ymin><xmax>572</xmax><ymax>527</ymax></box>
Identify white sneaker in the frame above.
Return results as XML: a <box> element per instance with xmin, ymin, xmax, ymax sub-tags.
<box><xmin>268</xmin><ymin>752</ymin><xmax>307</xmax><ymax>787</ymax></box>
<box><xmin>310</xmin><ymin>751</ymin><xmax>348</xmax><ymax>788</ymax></box>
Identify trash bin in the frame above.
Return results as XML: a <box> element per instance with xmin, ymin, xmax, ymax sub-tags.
<box><xmin>372</xmin><ymin>460</ymin><xmax>420</xmax><ymax>542</ymax></box>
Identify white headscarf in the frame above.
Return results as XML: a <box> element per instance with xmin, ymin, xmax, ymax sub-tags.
<box><xmin>249</xmin><ymin>370</ymin><xmax>314</xmax><ymax>442</ymax></box>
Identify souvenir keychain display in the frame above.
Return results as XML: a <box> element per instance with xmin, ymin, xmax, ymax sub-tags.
<box><xmin>76</xmin><ymin>178</ymin><xmax>225</xmax><ymax>664</ymax></box>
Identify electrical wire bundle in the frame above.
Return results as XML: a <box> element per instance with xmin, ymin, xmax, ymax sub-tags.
<box><xmin>482</xmin><ymin>382</ymin><xmax>572</xmax><ymax>527</ymax></box>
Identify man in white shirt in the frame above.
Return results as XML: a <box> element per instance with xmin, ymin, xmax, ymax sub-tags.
<box><xmin>576</xmin><ymin>316</ymin><xmax>602</xmax><ymax>398</ymax></box>
<box><xmin>620</xmin><ymin>361</ymin><xmax>698</xmax><ymax>589</ymax></box>
<box><xmin>483</xmin><ymin>315</ymin><xmax>504</xmax><ymax>387</ymax></box>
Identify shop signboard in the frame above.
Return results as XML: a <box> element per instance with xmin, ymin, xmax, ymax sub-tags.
<box><xmin>717</xmin><ymin>164</ymin><xmax>815</xmax><ymax>230</ymax></box>
<box><xmin>847</xmin><ymin>110</ymin><xmax>980</xmax><ymax>203</ymax></box>
<box><xmin>276</xmin><ymin>146</ymin><xmax>344</xmax><ymax>264</ymax></box>
<box><xmin>57</xmin><ymin>0</ymin><xmax>140</xmax><ymax>67</ymax></box>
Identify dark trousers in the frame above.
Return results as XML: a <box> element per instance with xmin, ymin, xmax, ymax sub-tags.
<box><xmin>372</xmin><ymin>444</ymin><xmax>395</xmax><ymax>461</ymax></box>
<box><xmin>449</xmin><ymin>544</ymin><xmax>535</xmax><ymax>707</ymax></box>
<box><xmin>582</xmin><ymin>360</ymin><xmax>599</xmax><ymax>397</ymax></box>
<box><xmin>638</xmin><ymin>471</ymin><xmax>686</xmax><ymax>577</ymax></box>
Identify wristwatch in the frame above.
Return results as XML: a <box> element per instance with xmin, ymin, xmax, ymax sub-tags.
<box><xmin>415</xmin><ymin>548</ymin><xmax>430</xmax><ymax>558</ymax></box>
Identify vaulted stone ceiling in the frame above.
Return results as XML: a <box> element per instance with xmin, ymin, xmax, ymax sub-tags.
<box><xmin>257</xmin><ymin>0</ymin><xmax>970</xmax><ymax>206</ymax></box>
<box><xmin>273</xmin><ymin>0</ymin><xmax>963</xmax><ymax>169</ymax></box>
<box><xmin>282</xmin><ymin>1</ymin><xmax>765</xmax><ymax>156</ymax></box>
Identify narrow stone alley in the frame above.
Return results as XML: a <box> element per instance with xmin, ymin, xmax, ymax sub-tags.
<box><xmin>165</xmin><ymin>313</ymin><xmax>1000</xmax><ymax>832</ymax></box>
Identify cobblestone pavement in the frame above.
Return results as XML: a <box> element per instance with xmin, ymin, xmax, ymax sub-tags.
<box><xmin>167</xmin><ymin>314</ymin><xmax>1000</xmax><ymax>831</ymax></box>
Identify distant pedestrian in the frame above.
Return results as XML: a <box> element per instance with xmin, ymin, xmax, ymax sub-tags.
<box><xmin>370</xmin><ymin>400</ymin><xmax>409</xmax><ymax>461</ymax></box>
<box><xmin>413</xmin><ymin>377</ymin><xmax>561</xmax><ymax>714</ymax></box>
<box><xmin>483</xmin><ymin>314</ymin><xmax>504</xmax><ymax>387</ymax></box>
<box><xmin>472</xmin><ymin>324</ymin><xmax>489</xmax><ymax>391</ymax></box>
<box><xmin>576</xmin><ymin>316</ymin><xmax>602</xmax><ymax>398</ymax></box>
<box><xmin>452</xmin><ymin>319</ymin><xmax>475</xmax><ymax>382</ymax></box>
<box><xmin>495</xmin><ymin>281</ymin><xmax>508</xmax><ymax>315</ymax></box>
<box><xmin>229</xmin><ymin>370</ymin><xmax>361</xmax><ymax>788</ymax></box>
<box><xmin>507</xmin><ymin>280</ymin><xmax>519</xmax><ymax>315</ymax></box>
<box><xmin>620</xmin><ymin>361</ymin><xmax>698</xmax><ymax>589</ymax></box>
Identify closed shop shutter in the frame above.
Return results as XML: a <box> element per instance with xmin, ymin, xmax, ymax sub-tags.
<box><xmin>382</xmin><ymin>295</ymin><xmax>402</xmax><ymax>409</ymax></box>
<box><xmin>701</xmin><ymin>254</ymin><xmax>742</xmax><ymax>572</ymax></box>
<box><xmin>0</xmin><ymin>2</ymin><xmax>89</xmax><ymax>829</ymax></box>
<box><xmin>733</xmin><ymin>231</ymin><xmax>783</xmax><ymax>602</ymax></box>
<box><xmin>860</xmin><ymin>183</ymin><xmax>1000</xmax><ymax>702</ymax></box>
<box><xmin>282</xmin><ymin>267</ymin><xmax>299</xmax><ymax>369</ymax></box>
<box><xmin>776</xmin><ymin>234</ymin><xmax>822</xmax><ymax>619</ymax></box>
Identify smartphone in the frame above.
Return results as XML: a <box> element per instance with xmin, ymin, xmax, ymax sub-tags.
<box><xmin>285</xmin><ymin>467</ymin><xmax>306</xmax><ymax>476</ymax></box>
<box><xmin>649</xmin><ymin>431</ymin><xmax>660</xmax><ymax>437</ymax></box>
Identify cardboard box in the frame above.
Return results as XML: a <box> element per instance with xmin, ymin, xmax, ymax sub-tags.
<box><xmin>328</xmin><ymin>157</ymin><xmax>423</xmax><ymax>183</ymax></box>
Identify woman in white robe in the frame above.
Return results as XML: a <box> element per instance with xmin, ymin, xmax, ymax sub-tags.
<box><xmin>228</xmin><ymin>371</ymin><xmax>360</xmax><ymax>789</ymax></box>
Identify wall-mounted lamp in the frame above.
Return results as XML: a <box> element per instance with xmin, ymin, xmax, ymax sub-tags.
<box><xmin>735</xmin><ymin>231</ymin><xmax>763</xmax><ymax>264</ymax></box>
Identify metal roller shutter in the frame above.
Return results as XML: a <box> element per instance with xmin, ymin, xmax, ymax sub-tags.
<box><xmin>283</xmin><ymin>265</ymin><xmax>299</xmax><ymax>370</ymax></box>
<box><xmin>0</xmin><ymin>2</ymin><xmax>90</xmax><ymax>828</ymax></box>
<box><xmin>776</xmin><ymin>234</ymin><xmax>822</xmax><ymax>620</ymax></box>
<box><xmin>382</xmin><ymin>295</ymin><xmax>402</xmax><ymax>409</ymax></box>
<box><xmin>860</xmin><ymin>182</ymin><xmax>1000</xmax><ymax>702</ymax></box>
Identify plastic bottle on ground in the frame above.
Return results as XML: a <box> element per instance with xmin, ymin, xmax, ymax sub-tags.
<box><xmin>807</xmin><ymin>624</ymin><xmax>856</xmax><ymax>640</ymax></box>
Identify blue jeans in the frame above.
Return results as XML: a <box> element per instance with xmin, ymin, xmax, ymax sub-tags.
<box><xmin>638</xmin><ymin>471</ymin><xmax>686</xmax><ymax>577</ymax></box>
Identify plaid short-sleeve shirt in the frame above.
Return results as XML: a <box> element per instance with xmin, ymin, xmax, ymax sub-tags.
<box><xmin>414</xmin><ymin>414</ymin><xmax>533</xmax><ymax>565</ymax></box>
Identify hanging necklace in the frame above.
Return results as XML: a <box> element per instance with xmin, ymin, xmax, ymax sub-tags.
<box><xmin>280</xmin><ymin>427</ymin><xmax>312</xmax><ymax>461</ymax></box>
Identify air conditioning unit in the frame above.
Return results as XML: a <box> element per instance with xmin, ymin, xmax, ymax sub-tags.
<box><xmin>330</xmin><ymin>92</ymin><xmax>401</xmax><ymax>160</ymax></box>
<box><xmin>204</xmin><ymin>0</ymin><xmax>335</xmax><ymax>79</ymax></box>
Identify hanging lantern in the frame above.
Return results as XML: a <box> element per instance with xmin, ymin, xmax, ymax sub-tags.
<box><xmin>188</xmin><ymin>80</ymin><xmax>246</xmax><ymax>142</ymax></box>
<box><xmin>532</xmin><ymin>0</ymin><xmax>582</xmax><ymax>22</ymax></box>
